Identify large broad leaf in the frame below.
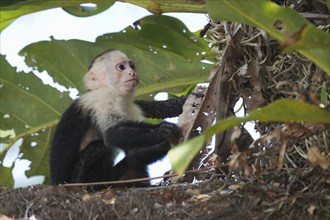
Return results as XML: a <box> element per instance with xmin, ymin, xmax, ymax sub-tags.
<box><xmin>0</xmin><ymin>0</ymin><xmax>116</xmax><ymax>31</ymax></box>
<box><xmin>0</xmin><ymin>55</ymin><xmax>72</xmax><ymax>184</ymax></box>
<box><xmin>169</xmin><ymin>99</ymin><xmax>330</xmax><ymax>175</ymax></box>
<box><xmin>206</xmin><ymin>0</ymin><xmax>330</xmax><ymax>75</ymax></box>
<box><xmin>0</xmin><ymin>55</ymin><xmax>72</xmax><ymax>146</ymax></box>
<box><xmin>20</xmin><ymin>127</ymin><xmax>54</xmax><ymax>184</ymax></box>
<box><xmin>0</xmin><ymin>146</ymin><xmax>14</xmax><ymax>188</ymax></box>
<box><xmin>62</xmin><ymin>3</ymin><xmax>113</xmax><ymax>17</ymax></box>
<box><xmin>21</xmin><ymin>15</ymin><xmax>213</xmax><ymax>94</ymax></box>
<box><xmin>0</xmin><ymin>0</ymin><xmax>207</xmax><ymax>31</ymax></box>
<box><xmin>0</xmin><ymin>165</ymin><xmax>14</xmax><ymax>188</ymax></box>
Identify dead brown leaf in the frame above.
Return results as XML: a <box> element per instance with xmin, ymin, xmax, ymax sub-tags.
<box><xmin>0</xmin><ymin>214</ymin><xmax>14</xmax><ymax>220</ymax></box>
<box><xmin>82</xmin><ymin>190</ymin><xmax>117</xmax><ymax>204</ymax></box>
<box><xmin>307</xmin><ymin>204</ymin><xmax>317</xmax><ymax>215</ymax></box>
<box><xmin>308</xmin><ymin>146</ymin><xmax>330</xmax><ymax>169</ymax></box>
<box><xmin>229</xmin><ymin>127</ymin><xmax>253</xmax><ymax>175</ymax></box>
<box><xmin>228</xmin><ymin>183</ymin><xmax>245</xmax><ymax>191</ymax></box>
<box><xmin>193</xmin><ymin>194</ymin><xmax>211</xmax><ymax>201</ymax></box>
<box><xmin>281</xmin><ymin>24</ymin><xmax>307</xmax><ymax>50</ymax></box>
<box><xmin>238</xmin><ymin>58</ymin><xmax>266</xmax><ymax>113</ymax></box>
<box><xmin>186</xmin><ymin>188</ymin><xmax>201</xmax><ymax>196</ymax></box>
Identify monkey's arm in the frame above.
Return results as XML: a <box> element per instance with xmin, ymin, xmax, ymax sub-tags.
<box><xmin>104</xmin><ymin>121</ymin><xmax>182</xmax><ymax>152</ymax></box>
<box><xmin>50</xmin><ymin>101</ymin><xmax>92</xmax><ymax>184</ymax></box>
<box><xmin>135</xmin><ymin>95</ymin><xmax>187</xmax><ymax>119</ymax></box>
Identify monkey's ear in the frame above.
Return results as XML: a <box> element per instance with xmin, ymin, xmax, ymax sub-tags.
<box><xmin>84</xmin><ymin>71</ymin><xmax>104</xmax><ymax>90</ymax></box>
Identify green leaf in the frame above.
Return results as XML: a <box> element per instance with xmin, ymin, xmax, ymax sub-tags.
<box><xmin>62</xmin><ymin>3</ymin><xmax>113</xmax><ymax>17</ymax></box>
<box><xmin>206</xmin><ymin>0</ymin><xmax>330</xmax><ymax>75</ymax></box>
<box><xmin>98</xmin><ymin>15</ymin><xmax>208</xmax><ymax>58</ymax></box>
<box><xmin>0</xmin><ymin>163</ymin><xmax>14</xmax><ymax>187</ymax></box>
<box><xmin>321</xmin><ymin>82</ymin><xmax>328</xmax><ymax>106</ymax></box>
<box><xmin>21</xmin><ymin>15</ymin><xmax>213</xmax><ymax>94</ymax></box>
<box><xmin>0</xmin><ymin>0</ymin><xmax>115</xmax><ymax>31</ymax></box>
<box><xmin>0</xmin><ymin>146</ymin><xmax>14</xmax><ymax>187</ymax></box>
<box><xmin>0</xmin><ymin>0</ymin><xmax>207</xmax><ymax>32</ymax></box>
<box><xmin>170</xmin><ymin>99</ymin><xmax>330</xmax><ymax>175</ymax></box>
<box><xmin>0</xmin><ymin>55</ymin><xmax>72</xmax><ymax>154</ymax></box>
<box><xmin>0</xmin><ymin>55</ymin><xmax>72</xmax><ymax>186</ymax></box>
<box><xmin>207</xmin><ymin>99</ymin><xmax>330</xmax><ymax>138</ymax></box>
<box><xmin>168</xmin><ymin>135</ymin><xmax>204</xmax><ymax>176</ymax></box>
<box><xmin>21</xmin><ymin>127</ymin><xmax>54</xmax><ymax>184</ymax></box>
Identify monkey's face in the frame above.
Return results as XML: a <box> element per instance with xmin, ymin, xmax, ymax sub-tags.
<box><xmin>107</xmin><ymin>53</ymin><xmax>139</xmax><ymax>95</ymax></box>
<box><xmin>84</xmin><ymin>50</ymin><xmax>139</xmax><ymax>96</ymax></box>
<box><xmin>109</xmin><ymin>56</ymin><xmax>138</xmax><ymax>95</ymax></box>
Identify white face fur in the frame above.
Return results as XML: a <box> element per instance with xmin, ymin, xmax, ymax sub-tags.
<box><xmin>84</xmin><ymin>50</ymin><xmax>138</xmax><ymax>96</ymax></box>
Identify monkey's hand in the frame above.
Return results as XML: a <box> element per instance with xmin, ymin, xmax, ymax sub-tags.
<box><xmin>158</xmin><ymin>122</ymin><xmax>183</xmax><ymax>145</ymax></box>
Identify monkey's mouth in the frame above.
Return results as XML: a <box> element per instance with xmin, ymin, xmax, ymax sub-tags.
<box><xmin>125</xmin><ymin>79</ymin><xmax>139</xmax><ymax>84</ymax></box>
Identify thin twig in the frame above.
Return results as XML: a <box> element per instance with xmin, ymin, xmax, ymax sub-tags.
<box><xmin>300</xmin><ymin>12</ymin><xmax>330</xmax><ymax>20</ymax></box>
<box><xmin>60</xmin><ymin>164</ymin><xmax>229</xmax><ymax>188</ymax></box>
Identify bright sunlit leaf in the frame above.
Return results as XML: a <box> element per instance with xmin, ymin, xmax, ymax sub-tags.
<box><xmin>168</xmin><ymin>135</ymin><xmax>204</xmax><ymax>176</ymax></box>
<box><xmin>0</xmin><ymin>55</ymin><xmax>72</xmax><ymax>183</ymax></box>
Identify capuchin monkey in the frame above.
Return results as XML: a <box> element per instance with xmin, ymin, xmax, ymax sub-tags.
<box><xmin>50</xmin><ymin>49</ymin><xmax>183</xmax><ymax>188</ymax></box>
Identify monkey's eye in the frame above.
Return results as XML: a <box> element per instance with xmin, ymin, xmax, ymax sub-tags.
<box><xmin>117</xmin><ymin>64</ymin><xmax>126</xmax><ymax>71</ymax></box>
<box><xmin>129</xmin><ymin>61</ymin><xmax>136</xmax><ymax>70</ymax></box>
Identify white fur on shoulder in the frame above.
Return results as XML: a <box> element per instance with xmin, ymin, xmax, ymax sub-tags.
<box><xmin>79</xmin><ymin>87</ymin><xmax>144</xmax><ymax>132</ymax></box>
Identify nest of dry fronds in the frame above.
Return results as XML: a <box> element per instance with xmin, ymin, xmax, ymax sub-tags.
<box><xmin>193</xmin><ymin>0</ymin><xmax>330</xmax><ymax>216</ymax></box>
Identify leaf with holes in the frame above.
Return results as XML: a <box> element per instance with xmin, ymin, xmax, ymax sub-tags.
<box><xmin>207</xmin><ymin>0</ymin><xmax>330</xmax><ymax>74</ymax></box>
<box><xmin>0</xmin><ymin>55</ymin><xmax>72</xmax><ymax>183</ymax></box>
<box><xmin>21</xmin><ymin>15</ymin><xmax>213</xmax><ymax>94</ymax></box>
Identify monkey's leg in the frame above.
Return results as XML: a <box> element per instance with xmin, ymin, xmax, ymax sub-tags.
<box><xmin>72</xmin><ymin>140</ymin><xmax>114</xmax><ymax>186</ymax></box>
<box><xmin>112</xmin><ymin>158</ymin><xmax>150</xmax><ymax>187</ymax></box>
<box><xmin>125</xmin><ymin>142</ymin><xmax>170</xmax><ymax>166</ymax></box>
<box><xmin>112</xmin><ymin>142</ymin><xmax>171</xmax><ymax>187</ymax></box>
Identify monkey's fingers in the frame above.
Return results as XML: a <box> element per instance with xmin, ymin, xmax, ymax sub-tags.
<box><xmin>161</xmin><ymin>126</ymin><xmax>182</xmax><ymax>142</ymax></box>
<box><xmin>171</xmin><ymin>127</ymin><xmax>183</xmax><ymax>143</ymax></box>
<box><xmin>160</xmin><ymin>122</ymin><xmax>182</xmax><ymax>138</ymax></box>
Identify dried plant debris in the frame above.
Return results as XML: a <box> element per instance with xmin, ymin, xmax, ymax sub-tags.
<box><xmin>197</xmin><ymin>2</ymin><xmax>330</xmax><ymax>219</ymax></box>
<box><xmin>308</xmin><ymin>146</ymin><xmax>330</xmax><ymax>170</ymax></box>
<box><xmin>205</xmin><ymin>5</ymin><xmax>329</xmax><ymax>171</ymax></box>
<box><xmin>1</xmin><ymin>176</ymin><xmax>329</xmax><ymax>219</ymax></box>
